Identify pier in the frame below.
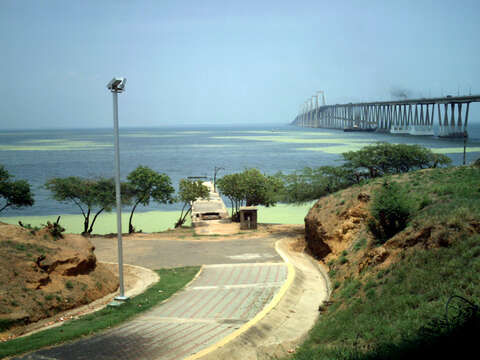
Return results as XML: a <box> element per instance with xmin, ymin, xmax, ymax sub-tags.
<box><xmin>191</xmin><ymin>181</ymin><xmax>229</xmax><ymax>224</ymax></box>
<box><xmin>293</xmin><ymin>94</ymin><xmax>480</xmax><ymax>137</ymax></box>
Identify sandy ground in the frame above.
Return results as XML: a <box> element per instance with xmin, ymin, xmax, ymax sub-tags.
<box><xmin>11</xmin><ymin>263</ymin><xmax>158</xmax><ymax>339</ymax></box>
<box><xmin>193</xmin><ymin>219</ymin><xmax>242</xmax><ymax>235</ymax></box>
<box><xmin>101</xmin><ymin>223</ymin><xmax>306</xmax><ymax>242</ymax></box>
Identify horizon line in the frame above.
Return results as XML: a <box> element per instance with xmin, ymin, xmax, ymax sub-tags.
<box><xmin>0</xmin><ymin>122</ymin><xmax>290</xmax><ymax>132</ymax></box>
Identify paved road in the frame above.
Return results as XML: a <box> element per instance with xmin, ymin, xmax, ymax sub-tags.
<box><xmin>15</xmin><ymin>237</ymin><xmax>289</xmax><ymax>360</ymax></box>
<box><xmin>91</xmin><ymin>238</ymin><xmax>282</xmax><ymax>268</ymax></box>
<box><xmin>16</xmin><ymin>263</ymin><xmax>288</xmax><ymax>360</ymax></box>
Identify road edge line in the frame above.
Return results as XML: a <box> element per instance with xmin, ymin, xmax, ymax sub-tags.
<box><xmin>185</xmin><ymin>240</ymin><xmax>295</xmax><ymax>360</ymax></box>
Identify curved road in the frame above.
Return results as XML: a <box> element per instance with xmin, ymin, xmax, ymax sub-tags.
<box><xmin>16</xmin><ymin>237</ymin><xmax>290</xmax><ymax>360</ymax></box>
<box><xmin>91</xmin><ymin>237</ymin><xmax>283</xmax><ymax>268</ymax></box>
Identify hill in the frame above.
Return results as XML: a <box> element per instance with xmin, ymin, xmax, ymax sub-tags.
<box><xmin>0</xmin><ymin>223</ymin><xmax>118</xmax><ymax>340</ymax></box>
<box><xmin>292</xmin><ymin>165</ymin><xmax>480</xmax><ymax>359</ymax></box>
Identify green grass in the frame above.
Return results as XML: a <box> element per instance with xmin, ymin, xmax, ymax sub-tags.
<box><xmin>291</xmin><ymin>235</ymin><xmax>480</xmax><ymax>359</ymax></box>
<box><xmin>288</xmin><ymin>166</ymin><xmax>480</xmax><ymax>359</ymax></box>
<box><xmin>0</xmin><ymin>266</ymin><xmax>200</xmax><ymax>359</ymax></box>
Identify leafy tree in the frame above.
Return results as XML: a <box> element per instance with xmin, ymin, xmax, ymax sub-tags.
<box><xmin>217</xmin><ymin>168</ymin><xmax>284</xmax><ymax>221</ymax></box>
<box><xmin>45</xmin><ymin>177</ymin><xmax>127</xmax><ymax>235</ymax></box>
<box><xmin>281</xmin><ymin>144</ymin><xmax>452</xmax><ymax>204</ymax></box>
<box><xmin>175</xmin><ymin>179</ymin><xmax>209</xmax><ymax>228</ymax></box>
<box><xmin>0</xmin><ymin>165</ymin><xmax>34</xmax><ymax>213</ymax></box>
<box><xmin>430</xmin><ymin>153</ymin><xmax>452</xmax><ymax>168</ymax></box>
<box><xmin>279</xmin><ymin>165</ymin><xmax>358</xmax><ymax>204</ymax></box>
<box><xmin>242</xmin><ymin>168</ymin><xmax>283</xmax><ymax>207</ymax></box>
<box><xmin>216</xmin><ymin>173</ymin><xmax>244</xmax><ymax>217</ymax></box>
<box><xmin>126</xmin><ymin>166</ymin><xmax>175</xmax><ymax>233</ymax></box>
<box><xmin>342</xmin><ymin>142</ymin><xmax>451</xmax><ymax>178</ymax></box>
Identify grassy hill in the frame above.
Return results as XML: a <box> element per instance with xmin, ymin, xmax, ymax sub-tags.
<box><xmin>291</xmin><ymin>165</ymin><xmax>480</xmax><ymax>359</ymax></box>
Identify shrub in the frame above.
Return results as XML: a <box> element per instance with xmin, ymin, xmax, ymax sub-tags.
<box><xmin>44</xmin><ymin>217</ymin><xmax>65</xmax><ymax>239</ymax></box>
<box><xmin>18</xmin><ymin>221</ymin><xmax>41</xmax><ymax>235</ymax></box>
<box><xmin>368</xmin><ymin>180</ymin><xmax>415</xmax><ymax>243</ymax></box>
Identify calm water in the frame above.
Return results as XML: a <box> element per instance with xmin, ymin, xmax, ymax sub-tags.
<box><xmin>1</xmin><ymin>123</ymin><xmax>480</xmax><ymax>216</ymax></box>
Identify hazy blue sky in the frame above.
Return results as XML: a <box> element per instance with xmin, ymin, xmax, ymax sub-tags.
<box><xmin>1</xmin><ymin>0</ymin><xmax>479</xmax><ymax>129</ymax></box>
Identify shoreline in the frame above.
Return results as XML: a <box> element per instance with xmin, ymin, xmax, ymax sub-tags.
<box><xmin>0</xmin><ymin>203</ymin><xmax>313</xmax><ymax>234</ymax></box>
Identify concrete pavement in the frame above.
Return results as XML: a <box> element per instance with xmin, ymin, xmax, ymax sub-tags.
<box><xmin>14</xmin><ymin>234</ymin><xmax>329</xmax><ymax>360</ymax></box>
<box><xmin>90</xmin><ymin>238</ymin><xmax>282</xmax><ymax>268</ymax></box>
<box><xmin>15</xmin><ymin>263</ymin><xmax>289</xmax><ymax>360</ymax></box>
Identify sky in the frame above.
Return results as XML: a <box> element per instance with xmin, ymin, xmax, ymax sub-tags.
<box><xmin>1</xmin><ymin>0</ymin><xmax>479</xmax><ymax>129</ymax></box>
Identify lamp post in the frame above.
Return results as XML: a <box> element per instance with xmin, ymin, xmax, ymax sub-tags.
<box><xmin>107</xmin><ymin>77</ymin><xmax>128</xmax><ymax>301</ymax></box>
<box><xmin>213</xmin><ymin>166</ymin><xmax>224</xmax><ymax>192</ymax></box>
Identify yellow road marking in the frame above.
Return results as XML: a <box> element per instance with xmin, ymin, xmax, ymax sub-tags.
<box><xmin>185</xmin><ymin>242</ymin><xmax>295</xmax><ymax>360</ymax></box>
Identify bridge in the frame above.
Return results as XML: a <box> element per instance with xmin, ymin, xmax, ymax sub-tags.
<box><xmin>292</xmin><ymin>94</ymin><xmax>480</xmax><ymax>137</ymax></box>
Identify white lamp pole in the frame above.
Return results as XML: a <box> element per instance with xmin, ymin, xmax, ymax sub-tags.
<box><xmin>107</xmin><ymin>77</ymin><xmax>128</xmax><ymax>301</ymax></box>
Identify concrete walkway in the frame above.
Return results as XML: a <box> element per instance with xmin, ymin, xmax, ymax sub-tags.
<box><xmin>196</xmin><ymin>239</ymin><xmax>330</xmax><ymax>359</ymax></box>
<box><xmin>15</xmin><ymin>235</ymin><xmax>329</xmax><ymax>360</ymax></box>
<box><xmin>191</xmin><ymin>181</ymin><xmax>229</xmax><ymax>224</ymax></box>
<box><xmin>90</xmin><ymin>238</ymin><xmax>281</xmax><ymax>268</ymax></box>
<box><xmin>17</xmin><ymin>263</ymin><xmax>288</xmax><ymax>360</ymax></box>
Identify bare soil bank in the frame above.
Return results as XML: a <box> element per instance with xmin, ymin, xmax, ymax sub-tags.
<box><xmin>0</xmin><ymin>223</ymin><xmax>118</xmax><ymax>341</ymax></box>
<box><xmin>304</xmin><ymin>168</ymin><xmax>480</xmax><ymax>279</ymax></box>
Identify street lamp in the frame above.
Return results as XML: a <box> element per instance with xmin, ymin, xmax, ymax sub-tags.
<box><xmin>107</xmin><ymin>77</ymin><xmax>128</xmax><ymax>301</ymax></box>
<box><xmin>213</xmin><ymin>166</ymin><xmax>224</xmax><ymax>192</ymax></box>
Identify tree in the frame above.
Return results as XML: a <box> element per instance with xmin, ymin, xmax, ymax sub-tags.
<box><xmin>279</xmin><ymin>165</ymin><xmax>357</xmax><ymax>204</ymax></box>
<box><xmin>0</xmin><ymin>165</ymin><xmax>34</xmax><ymax>213</ymax></box>
<box><xmin>45</xmin><ymin>177</ymin><xmax>125</xmax><ymax>235</ymax></box>
<box><xmin>280</xmin><ymin>144</ymin><xmax>452</xmax><ymax>204</ymax></box>
<box><xmin>430</xmin><ymin>153</ymin><xmax>452</xmax><ymax>168</ymax></box>
<box><xmin>175</xmin><ymin>179</ymin><xmax>209</xmax><ymax>228</ymax></box>
<box><xmin>242</xmin><ymin>168</ymin><xmax>283</xmax><ymax>207</ymax></box>
<box><xmin>342</xmin><ymin>143</ymin><xmax>451</xmax><ymax>178</ymax></box>
<box><xmin>126</xmin><ymin>166</ymin><xmax>175</xmax><ymax>233</ymax></box>
<box><xmin>217</xmin><ymin>168</ymin><xmax>284</xmax><ymax>221</ymax></box>
<box><xmin>217</xmin><ymin>172</ymin><xmax>245</xmax><ymax>218</ymax></box>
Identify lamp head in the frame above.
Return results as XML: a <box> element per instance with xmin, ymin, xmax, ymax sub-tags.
<box><xmin>107</xmin><ymin>77</ymin><xmax>126</xmax><ymax>93</ymax></box>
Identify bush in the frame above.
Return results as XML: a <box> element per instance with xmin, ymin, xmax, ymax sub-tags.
<box><xmin>368</xmin><ymin>180</ymin><xmax>415</xmax><ymax>243</ymax></box>
<box><xmin>44</xmin><ymin>217</ymin><xmax>65</xmax><ymax>239</ymax></box>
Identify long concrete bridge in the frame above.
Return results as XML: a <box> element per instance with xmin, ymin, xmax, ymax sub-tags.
<box><xmin>292</xmin><ymin>94</ymin><xmax>480</xmax><ymax>137</ymax></box>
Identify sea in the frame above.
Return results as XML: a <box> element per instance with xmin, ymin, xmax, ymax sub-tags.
<box><xmin>1</xmin><ymin>123</ymin><xmax>480</xmax><ymax>217</ymax></box>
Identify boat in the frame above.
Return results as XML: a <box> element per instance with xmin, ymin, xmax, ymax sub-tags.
<box><xmin>344</xmin><ymin>125</ymin><xmax>377</xmax><ymax>132</ymax></box>
<box><xmin>408</xmin><ymin>125</ymin><xmax>434</xmax><ymax>136</ymax></box>
<box><xmin>389</xmin><ymin>126</ymin><xmax>410</xmax><ymax>135</ymax></box>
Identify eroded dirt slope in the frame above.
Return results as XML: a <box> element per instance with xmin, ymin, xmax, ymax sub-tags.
<box><xmin>0</xmin><ymin>222</ymin><xmax>118</xmax><ymax>338</ymax></box>
<box><xmin>304</xmin><ymin>169</ymin><xmax>480</xmax><ymax>281</ymax></box>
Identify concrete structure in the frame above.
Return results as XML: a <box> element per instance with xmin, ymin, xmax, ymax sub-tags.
<box><xmin>239</xmin><ymin>207</ymin><xmax>257</xmax><ymax>230</ymax></box>
<box><xmin>293</xmin><ymin>94</ymin><xmax>480</xmax><ymax>138</ymax></box>
<box><xmin>191</xmin><ymin>181</ymin><xmax>229</xmax><ymax>225</ymax></box>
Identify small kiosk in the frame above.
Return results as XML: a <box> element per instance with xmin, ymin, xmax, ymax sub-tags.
<box><xmin>239</xmin><ymin>206</ymin><xmax>258</xmax><ymax>230</ymax></box>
